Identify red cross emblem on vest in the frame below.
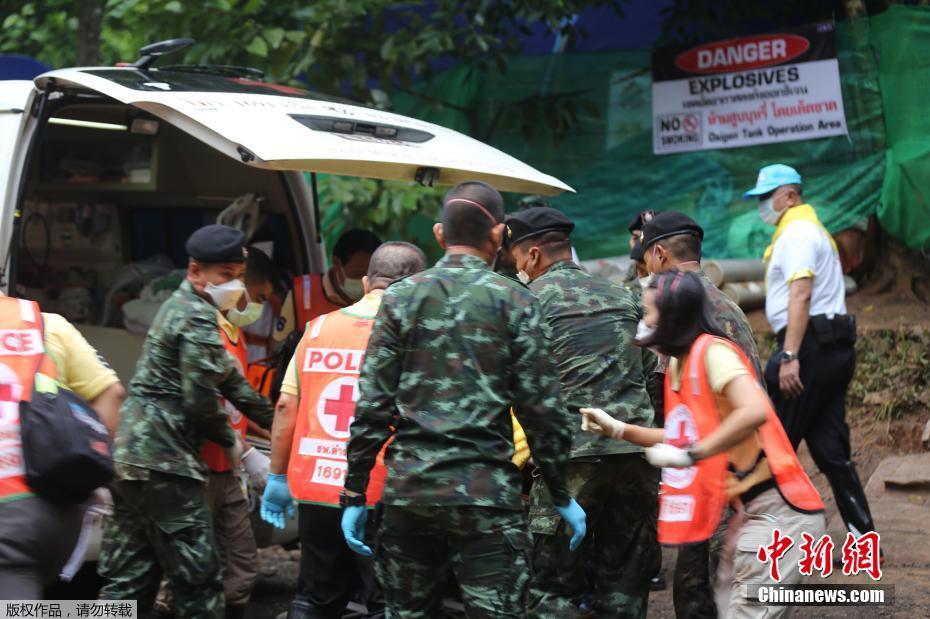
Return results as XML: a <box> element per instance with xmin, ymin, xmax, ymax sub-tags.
<box><xmin>324</xmin><ymin>384</ymin><xmax>356</xmax><ymax>433</ymax></box>
<box><xmin>315</xmin><ymin>376</ymin><xmax>360</xmax><ymax>439</ymax></box>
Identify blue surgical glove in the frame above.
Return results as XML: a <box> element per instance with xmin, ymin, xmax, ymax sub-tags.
<box><xmin>260</xmin><ymin>473</ymin><xmax>295</xmax><ymax>529</ymax></box>
<box><xmin>556</xmin><ymin>498</ymin><xmax>587</xmax><ymax>552</ymax></box>
<box><xmin>341</xmin><ymin>505</ymin><xmax>373</xmax><ymax>557</ymax></box>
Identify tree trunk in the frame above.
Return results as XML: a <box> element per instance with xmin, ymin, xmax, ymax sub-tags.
<box><xmin>76</xmin><ymin>0</ymin><xmax>105</xmax><ymax>66</ymax></box>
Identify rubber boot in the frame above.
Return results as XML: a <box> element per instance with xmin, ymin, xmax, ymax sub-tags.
<box><xmin>827</xmin><ymin>462</ymin><xmax>877</xmax><ymax>536</ymax></box>
<box><xmin>286</xmin><ymin>600</ymin><xmax>325</xmax><ymax>619</ymax></box>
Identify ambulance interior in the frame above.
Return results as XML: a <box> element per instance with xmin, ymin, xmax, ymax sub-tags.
<box><xmin>13</xmin><ymin>101</ymin><xmax>316</xmax><ymax>383</ymax></box>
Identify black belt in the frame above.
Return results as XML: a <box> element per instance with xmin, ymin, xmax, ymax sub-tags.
<box><xmin>776</xmin><ymin>313</ymin><xmax>856</xmax><ymax>346</ymax></box>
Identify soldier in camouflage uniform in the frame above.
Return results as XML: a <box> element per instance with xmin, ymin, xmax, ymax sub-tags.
<box><xmin>99</xmin><ymin>225</ymin><xmax>274</xmax><ymax>619</ymax></box>
<box><xmin>344</xmin><ymin>181</ymin><xmax>584</xmax><ymax>619</ymax></box>
<box><xmin>641</xmin><ymin>212</ymin><xmax>763</xmax><ymax>619</ymax></box>
<box><xmin>508</xmin><ymin>208</ymin><xmax>659</xmax><ymax>619</ymax></box>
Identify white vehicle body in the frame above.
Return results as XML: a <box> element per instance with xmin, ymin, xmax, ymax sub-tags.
<box><xmin>0</xmin><ymin>65</ymin><xmax>572</xmax><ymax>559</ymax></box>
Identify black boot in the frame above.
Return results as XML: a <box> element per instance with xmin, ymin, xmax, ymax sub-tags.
<box><xmin>286</xmin><ymin>600</ymin><xmax>325</xmax><ymax>619</ymax></box>
<box><xmin>828</xmin><ymin>462</ymin><xmax>877</xmax><ymax>536</ymax></box>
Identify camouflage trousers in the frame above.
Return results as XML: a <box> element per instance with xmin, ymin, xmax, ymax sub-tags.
<box><xmin>375</xmin><ymin>505</ymin><xmax>531</xmax><ymax>619</ymax></box>
<box><xmin>98</xmin><ymin>471</ymin><xmax>224</xmax><ymax>619</ymax></box>
<box><xmin>527</xmin><ymin>454</ymin><xmax>660</xmax><ymax>619</ymax></box>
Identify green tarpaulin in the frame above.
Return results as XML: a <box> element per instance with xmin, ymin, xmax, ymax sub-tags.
<box><xmin>392</xmin><ymin>5</ymin><xmax>928</xmax><ymax>259</ymax></box>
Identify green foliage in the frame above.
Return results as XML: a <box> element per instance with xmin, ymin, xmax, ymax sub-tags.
<box><xmin>848</xmin><ymin>329</ymin><xmax>930</xmax><ymax>420</ymax></box>
<box><xmin>318</xmin><ymin>176</ymin><xmax>444</xmax><ymax>261</ymax></box>
<box><xmin>0</xmin><ymin>0</ymin><xmax>623</xmax><ymax>247</ymax></box>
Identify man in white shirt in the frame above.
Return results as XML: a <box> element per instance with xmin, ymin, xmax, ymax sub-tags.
<box><xmin>745</xmin><ymin>164</ymin><xmax>877</xmax><ymax>541</ymax></box>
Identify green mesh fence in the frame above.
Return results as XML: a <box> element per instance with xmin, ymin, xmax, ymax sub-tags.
<box><xmin>392</xmin><ymin>9</ymin><xmax>930</xmax><ymax>260</ymax></box>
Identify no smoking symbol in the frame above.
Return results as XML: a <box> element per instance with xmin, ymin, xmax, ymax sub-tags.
<box><xmin>683</xmin><ymin>114</ymin><xmax>699</xmax><ymax>133</ymax></box>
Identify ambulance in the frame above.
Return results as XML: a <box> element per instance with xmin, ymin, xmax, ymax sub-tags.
<box><xmin>0</xmin><ymin>40</ymin><xmax>572</xmax><ymax>562</ymax></box>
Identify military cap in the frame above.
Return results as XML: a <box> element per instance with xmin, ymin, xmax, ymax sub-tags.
<box><xmin>641</xmin><ymin>212</ymin><xmax>704</xmax><ymax>250</ymax></box>
<box><xmin>185</xmin><ymin>224</ymin><xmax>248</xmax><ymax>263</ymax></box>
<box><xmin>628</xmin><ymin>210</ymin><xmax>657</xmax><ymax>233</ymax></box>
<box><xmin>505</xmin><ymin>207</ymin><xmax>574</xmax><ymax>246</ymax></box>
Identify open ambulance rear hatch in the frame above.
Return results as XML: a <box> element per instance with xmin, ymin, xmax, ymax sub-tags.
<box><xmin>34</xmin><ymin>68</ymin><xmax>573</xmax><ymax>196</ymax></box>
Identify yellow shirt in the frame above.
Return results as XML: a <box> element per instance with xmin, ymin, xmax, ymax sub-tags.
<box><xmin>216</xmin><ymin>310</ymin><xmax>241</xmax><ymax>345</ymax></box>
<box><xmin>667</xmin><ymin>341</ymin><xmax>749</xmax><ymax>395</ymax></box>
<box><xmin>669</xmin><ymin>340</ymin><xmax>769</xmax><ymax>487</ymax></box>
<box><xmin>42</xmin><ymin>312</ymin><xmax>120</xmax><ymax>401</ymax></box>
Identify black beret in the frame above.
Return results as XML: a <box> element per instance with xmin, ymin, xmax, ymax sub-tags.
<box><xmin>641</xmin><ymin>212</ymin><xmax>704</xmax><ymax>250</ymax></box>
<box><xmin>186</xmin><ymin>224</ymin><xmax>247</xmax><ymax>263</ymax></box>
<box><xmin>628</xmin><ymin>210</ymin><xmax>657</xmax><ymax>233</ymax></box>
<box><xmin>505</xmin><ymin>207</ymin><xmax>574</xmax><ymax>247</ymax></box>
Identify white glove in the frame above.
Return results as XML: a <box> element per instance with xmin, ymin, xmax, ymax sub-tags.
<box><xmin>645</xmin><ymin>443</ymin><xmax>694</xmax><ymax>468</ymax></box>
<box><xmin>242</xmin><ymin>446</ymin><xmax>270</xmax><ymax>486</ymax></box>
<box><xmin>579</xmin><ymin>408</ymin><xmax>625</xmax><ymax>439</ymax></box>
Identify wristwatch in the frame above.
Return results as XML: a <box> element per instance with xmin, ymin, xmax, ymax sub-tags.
<box><xmin>780</xmin><ymin>350</ymin><xmax>798</xmax><ymax>364</ymax></box>
<box><xmin>339</xmin><ymin>490</ymin><xmax>367</xmax><ymax>508</ymax></box>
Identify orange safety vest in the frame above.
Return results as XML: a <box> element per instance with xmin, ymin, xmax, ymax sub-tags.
<box><xmin>292</xmin><ymin>274</ymin><xmax>343</xmax><ymax>333</ymax></box>
<box><xmin>287</xmin><ymin>302</ymin><xmax>387</xmax><ymax>507</ymax></box>
<box><xmin>201</xmin><ymin>322</ymin><xmax>250</xmax><ymax>473</ymax></box>
<box><xmin>658</xmin><ymin>334</ymin><xmax>823</xmax><ymax>545</ymax></box>
<box><xmin>0</xmin><ymin>297</ymin><xmax>57</xmax><ymax>502</ymax></box>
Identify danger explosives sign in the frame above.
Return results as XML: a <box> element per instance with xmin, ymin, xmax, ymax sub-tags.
<box><xmin>652</xmin><ymin>22</ymin><xmax>847</xmax><ymax>154</ymax></box>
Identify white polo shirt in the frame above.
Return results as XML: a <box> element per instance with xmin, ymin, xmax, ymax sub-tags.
<box><xmin>765</xmin><ymin>219</ymin><xmax>846</xmax><ymax>334</ymax></box>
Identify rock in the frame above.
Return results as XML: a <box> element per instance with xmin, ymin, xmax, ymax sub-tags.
<box><xmin>863</xmin><ymin>390</ymin><xmax>892</xmax><ymax>406</ymax></box>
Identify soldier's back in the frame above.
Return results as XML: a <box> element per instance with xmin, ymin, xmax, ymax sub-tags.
<box><xmin>372</xmin><ymin>253</ymin><xmax>547</xmax><ymax>508</ymax></box>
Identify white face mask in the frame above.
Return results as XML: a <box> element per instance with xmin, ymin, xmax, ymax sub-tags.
<box><xmin>635</xmin><ymin>319</ymin><xmax>656</xmax><ymax>343</ymax></box>
<box><xmin>758</xmin><ymin>196</ymin><xmax>781</xmax><ymax>226</ymax></box>
<box><xmin>517</xmin><ymin>271</ymin><xmax>531</xmax><ymax>285</ymax></box>
<box><xmin>227</xmin><ymin>301</ymin><xmax>264</xmax><ymax>327</ymax></box>
<box><xmin>341</xmin><ymin>278</ymin><xmax>365</xmax><ymax>302</ymax></box>
<box><xmin>638</xmin><ymin>274</ymin><xmax>654</xmax><ymax>289</ymax></box>
<box><xmin>205</xmin><ymin>279</ymin><xmax>246</xmax><ymax>311</ymax></box>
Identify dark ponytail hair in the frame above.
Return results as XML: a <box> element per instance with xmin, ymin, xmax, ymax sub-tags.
<box><xmin>638</xmin><ymin>269</ymin><xmax>727</xmax><ymax>357</ymax></box>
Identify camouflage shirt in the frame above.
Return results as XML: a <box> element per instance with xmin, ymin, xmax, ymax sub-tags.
<box><xmin>530</xmin><ymin>261</ymin><xmax>654</xmax><ymax>458</ymax></box>
<box><xmin>696</xmin><ymin>270</ymin><xmax>764</xmax><ymax>381</ymax></box>
<box><xmin>114</xmin><ymin>280</ymin><xmax>274</xmax><ymax>481</ymax></box>
<box><xmin>346</xmin><ymin>253</ymin><xmax>572</xmax><ymax>509</ymax></box>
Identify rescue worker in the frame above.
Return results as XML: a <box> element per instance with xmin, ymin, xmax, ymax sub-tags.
<box><xmin>99</xmin><ymin>224</ymin><xmax>274</xmax><ymax>618</ymax></box>
<box><xmin>581</xmin><ymin>269</ymin><xmax>825</xmax><ymax>619</ymax></box>
<box><xmin>745</xmin><ymin>164</ymin><xmax>877</xmax><ymax>542</ymax></box>
<box><xmin>155</xmin><ymin>248</ymin><xmax>276</xmax><ymax>618</ymax></box>
<box><xmin>641</xmin><ymin>212</ymin><xmax>763</xmax><ymax>378</ymax></box>
<box><xmin>0</xmin><ymin>296</ymin><xmax>124</xmax><ymax>598</ymax></box>
<box><xmin>240</xmin><ymin>246</ymin><xmax>283</xmax><ymax>365</ymax></box>
<box><xmin>640</xmin><ymin>211</ymin><xmax>762</xmax><ymax>619</ymax></box>
<box><xmin>507</xmin><ymin>207</ymin><xmax>659</xmax><ymax>618</ymax></box>
<box><xmin>275</xmin><ymin>229</ymin><xmax>382</xmax><ymax>338</ymax></box>
<box><xmin>343</xmin><ymin>181</ymin><xmax>585</xmax><ymax>618</ymax></box>
<box><xmin>261</xmin><ymin>241</ymin><xmax>427</xmax><ymax>619</ymax></box>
